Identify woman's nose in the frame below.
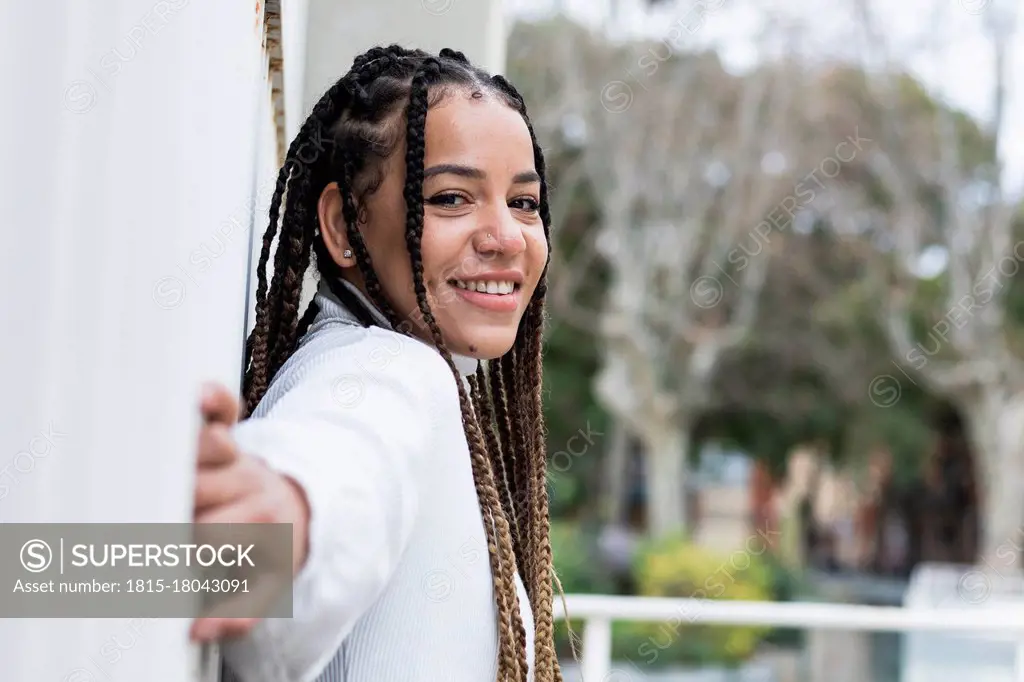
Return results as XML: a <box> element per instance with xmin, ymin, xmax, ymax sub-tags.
<box><xmin>474</xmin><ymin>210</ymin><xmax>526</xmax><ymax>257</ymax></box>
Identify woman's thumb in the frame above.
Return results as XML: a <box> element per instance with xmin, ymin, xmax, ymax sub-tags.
<box><xmin>200</xmin><ymin>382</ymin><xmax>241</xmax><ymax>425</ymax></box>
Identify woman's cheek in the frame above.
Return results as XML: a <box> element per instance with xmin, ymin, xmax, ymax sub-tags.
<box><xmin>433</xmin><ymin>281</ymin><xmax>460</xmax><ymax>310</ymax></box>
<box><xmin>529</xmin><ymin>233</ymin><xmax>549</xmax><ymax>279</ymax></box>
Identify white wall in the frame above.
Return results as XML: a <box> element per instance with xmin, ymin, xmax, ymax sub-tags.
<box><xmin>0</xmin><ymin>1</ymin><xmax>277</xmax><ymax>679</ymax></box>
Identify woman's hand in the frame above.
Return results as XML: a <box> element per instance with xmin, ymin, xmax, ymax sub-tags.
<box><xmin>189</xmin><ymin>383</ymin><xmax>311</xmax><ymax>642</ymax></box>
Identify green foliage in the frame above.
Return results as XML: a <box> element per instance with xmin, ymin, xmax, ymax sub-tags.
<box><xmin>550</xmin><ymin>521</ymin><xmax>615</xmax><ymax>662</ymax></box>
<box><xmin>757</xmin><ymin>549</ymin><xmax>808</xmax><ymax>603</ymax></box>
<box><xmin>844</xmin><ymin>399</ymin><xmax>937</xmax><ymax>489</ymax></box>
<box><xmin>607</xmin><ymin>534</ymin><xmax>775</xmax><ymax>668</ymax></box>
<box><xmin>551</xmin><ymin>529</ymin><xmax>810</xmax><ymax>666</ymax></box>
<box><xmin>549</xmin><ymin>521</ymin><xmax>614</xmax><ymax>595</ymax></box>
<box><xmin>756</xmin><ymin>552</ymin><xmax>809</xmax><ymax>649</ymax></box>
<box><xmin>543</xmin><ymin>321</ymin><xmax>610</xmax><ymax>517</ymax></box>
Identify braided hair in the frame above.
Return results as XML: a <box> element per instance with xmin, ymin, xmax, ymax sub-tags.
<box><xmin>240</xmin><ymin>45</ymin><xmax>562</xmax><ymax>682</ymax></box>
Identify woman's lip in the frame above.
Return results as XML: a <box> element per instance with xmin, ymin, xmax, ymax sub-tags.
<box><xmin>449</xmin><ymin>270</ymin><xmax>525</xmax><ymax>284</ymax></box>
<box><xmin>451</xmin><ymin>285</ymin><xmax>520</xmax><ymax>312</ymax></box>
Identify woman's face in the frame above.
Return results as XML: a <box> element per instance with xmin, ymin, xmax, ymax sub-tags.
<box><xmin>321</xmin><ymin>88</ymin><xmax>547</xmax><ymax>359</ymax></box>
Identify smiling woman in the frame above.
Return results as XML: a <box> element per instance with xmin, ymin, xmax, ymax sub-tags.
<box><xmin>314</xmin><ymin>91</ymin><xmax>548</xmax><ymax>358</ymax></box>
<box><xmin>189</xmin><ymin>45</ymin><xmax>562</xmax><ymax>682</ymax></box>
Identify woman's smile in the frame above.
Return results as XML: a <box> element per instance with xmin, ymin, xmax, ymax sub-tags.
<box><xmin>448</xmin><ymin>271</ymin><xmax>524</xmax><ymax>313</ymax></box>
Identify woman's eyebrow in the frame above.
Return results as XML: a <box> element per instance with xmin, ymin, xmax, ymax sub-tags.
<box><xmin>422</xmin><ymin>164</ymin><xmax>541</xmax><ymax>185</ymax></box>
<box><xmin>512</xmin><ymin>170</ymin><xmax>541</xmax><ymax>184</ymax></box>
<box><xmin>423</xmin><ymin>163</ymin><xmax>484</xmax><ymax>179</ymax></box>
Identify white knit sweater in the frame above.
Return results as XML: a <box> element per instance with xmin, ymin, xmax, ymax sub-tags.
<box><xmin>220</xmin><ymin>279</ymin><xmax>535</xmax><ymax>682</ymax></box>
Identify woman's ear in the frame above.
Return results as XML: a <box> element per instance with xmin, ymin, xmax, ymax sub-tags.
<box><xmin>317</xmin><ymin>182</ymin><xmax>358</xmax><ymax>268</ymax></box>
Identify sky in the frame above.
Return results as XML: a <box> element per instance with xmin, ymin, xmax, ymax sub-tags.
<box><xmin>506</xmin><ymin>0</ymin><xmax>1024</xmax><ymax>197</ymax></box>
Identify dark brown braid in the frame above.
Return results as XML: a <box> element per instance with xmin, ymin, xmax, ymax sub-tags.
<box><xmin>499</xmin><ymin>349</ymin><xmax>533</xmax><ymax>565</ymax></box>
<box><xmin>239</xmin><ymin>45</ymin><xmax>560</xmax><ymax>682</ymax></box>
<box><xmin>490</xmin><ymin>72</ymin><xmax>562</xmax><ymax>682</ymax></box>
<box><xmin>477</xmin><ymin>362</ymin><xmax>523</xmax><ymax>561</ymax></box>
<box><xmin>473</xmin><ymin>361</ymin><xmax>532</xmax><ymax>671</ymax></box>
<box><xmin>403</xmin><ymin>58</ymin><xmax>529</xmax><ymax>679</ymax></box>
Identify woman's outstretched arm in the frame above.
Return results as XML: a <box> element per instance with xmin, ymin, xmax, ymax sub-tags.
<box><xmin>195</xmin><ymin>329</ymin><xmax>441</xmax><ymax>682</ymax></box>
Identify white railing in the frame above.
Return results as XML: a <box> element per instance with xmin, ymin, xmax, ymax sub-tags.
<box><xmin>554</xmin><ymin>594</ymin><xmax>1024</xmax><ymax>682</ymax></box>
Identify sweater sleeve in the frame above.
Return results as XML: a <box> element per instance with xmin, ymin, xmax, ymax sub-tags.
<box><xmin>219</xmin><ymin>329</ymin><xmax>439</xmax><ymax>682</ymax></box>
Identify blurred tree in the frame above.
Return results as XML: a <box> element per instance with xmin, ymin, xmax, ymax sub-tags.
<box><xmin>507</xmin><ymin>10</ymin><xmax>1020</xmax><ymax>557</ymax></box>
<box><xmin>702</xmin><ymin>217</ymin><xmax>942</xmax><ymax>483</ymax></box>
<box><xmin>512</xmin><ymin>18</ymin><xmax>813</xmax><ymax>537</ymax></box>
<box><xmin>831</xmin><ymin>1</ymin><xmax>1024</xmax><ymax>564</ymax></box>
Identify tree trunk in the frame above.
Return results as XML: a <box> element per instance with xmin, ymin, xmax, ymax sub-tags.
<box><xmin>641</xmin><ymin>424</ymin><xmax>689</xmax><ymax>537</ymax></box>
<box><xmin>965</xmin><ymin>388</ymin><xmax>1024</xmax><ymax>571</ymax></box>
<box><xmin>601</xmin><ymin>420</ymin><xmax>631</xmax><ymax>524</ymax></box>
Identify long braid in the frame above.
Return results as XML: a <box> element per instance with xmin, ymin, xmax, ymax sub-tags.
<box><xmin>490</xmin><ymin>72</ymin><xmax>561</xmax><ymax>680</ymax></box>
<box><xmin>251</xmin><ymin>53</ymin><xmax>408</xmax><ymax>410</ymax></box>
<box><xmin>483</xmin><ymin>361</ymin><xmax>535</xmax><ymax>675</ymax></box>
<box><xmin>267</xmin><ymin>117</ymin><xmax>332</xmax><ymax>370</ymax></box>
<box><xmin>270</xmin><ymin>53</ymin><xmax>411</xmax><ymax>373</ymax></box>
<box><xmin>267</xmin><ymin>160</ymin><xmax>315</xmax><ymax>377</ymax></box>
<box><xmin>243</xmin><ymin>78</ymin><xmax>355</xmax><ymax>413</ymax></box>
<box><xmin>335</xmin><ymin>49</ymin><xmax>411</xmax><ymax>326</ymax></box>
<box><xmin>404</xmin><ymin>59</ymin><xmax>528</xmax><ymax>680</ymax></box>
<box><xmin>524</xmin><ymin>301</ymin><xmax>559</xmax><ymax>680</ymax></box>
<box><xmin>498</xmin><ymin>349</ymin><xmax>531</xmax><ymax>574</ymax></box>
<box><xmin>294</xmin><ymin>298</ymin><xmax>320</xmax><ymax>342</ymax></box>
<box><xmin>242</xmin><ymin>161</ymin><xmax>292</xmax><ymax>414</ymax></box>
<box><xmin>471</xmin><ymin>365</ymin><xmax>531</xmax><ymax>669</ymax></box>
<box><xmin>476</xmin><ymin>362</ymin><xmax>523</xmax><ymax>563</ymax></box>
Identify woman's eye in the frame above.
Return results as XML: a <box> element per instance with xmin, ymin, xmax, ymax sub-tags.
<box><xmin>428</xmin><ymin>193</ymin><xmax>468</xmax><ymax>207</ymax></box>
<box><xmin>510</xmin><ymin>197</ymin><xmax>540</xmax><ymax>212</ymax></box>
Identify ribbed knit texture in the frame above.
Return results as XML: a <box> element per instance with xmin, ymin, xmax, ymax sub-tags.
<box><xmin>219</xmin><ymin>280</ymin><xmax>535</xmax><ymax>682</ymax></box>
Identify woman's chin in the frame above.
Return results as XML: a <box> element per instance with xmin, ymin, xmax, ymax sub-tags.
<box><xmin>446</xmin><ymin>328</ymin><xmax>519</xmax><ymax>360</ymax></box>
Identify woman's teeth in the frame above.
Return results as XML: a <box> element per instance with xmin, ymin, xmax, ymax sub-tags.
<box><xmin>452</xmin><ymin>280</ymin><xmax>516</xmax><ymax>295</ymax></box>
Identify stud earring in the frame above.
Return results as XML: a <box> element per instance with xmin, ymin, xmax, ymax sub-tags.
<box><xmin>342</xmin><ymin>249</ymin><xmax>353</xmax><ymax>259</ymax></box>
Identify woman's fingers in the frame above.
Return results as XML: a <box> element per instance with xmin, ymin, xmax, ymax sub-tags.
<box><xmin>191</xmin><ymin>385</ymin><xmax>288</xmax><ymax>646</ymax></box>
<box><xmin>197</xmin><ymin>422</ymin><xmax>239</xmax><ymax>468</ymax></box>
<box><xmin>194</xmin><ymin>493</ymin><xmax>272</xmax><ymax>525</ymax></box>
<box><xmin>200</xmin><ymin>383</ymin><xmax>241</xmax><ymax>426</ymax></box>
<box><xmin>194</xmin><ymin>458</ymin><xmax>255</xmax><ymax>512</ymax></box>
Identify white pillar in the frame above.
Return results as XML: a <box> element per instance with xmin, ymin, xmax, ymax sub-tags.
<box><xmin>581</xmin><ymin>617</ymin><xmax>613</xmax><ymax>682</ymax></box>
<box><xmin>0</xmin><ymin>1</ymin><xmax>280</xmax><ymax>680</ymax></box>
<box><xmin>302</xmin><ymin>0</ymin><xmax>507</xmax><ymax>116</ymax></box>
